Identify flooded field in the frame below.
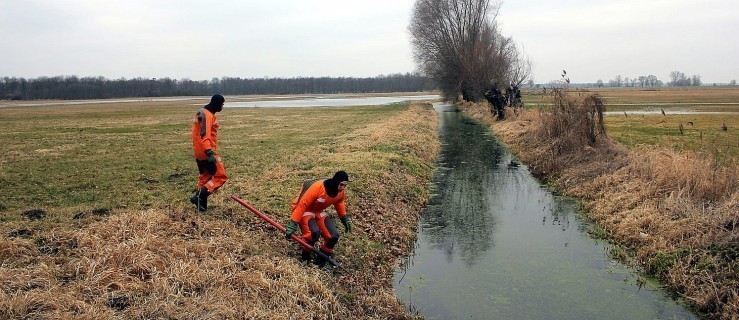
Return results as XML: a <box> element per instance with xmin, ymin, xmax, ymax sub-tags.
<box><xmin>224</xmin><ymin>94</ymin><xmax>439</xmax><ymax>108</ymax></box>
<box><xmin>0</xmin><ymin>93</ymin><xmax>439</xmax><ymax>108</ymax></box>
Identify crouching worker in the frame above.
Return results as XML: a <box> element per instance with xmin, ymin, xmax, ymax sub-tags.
<box><xmin>285</xmin><ymin>171</ymin><xmax>352</xmax><ymax>267</ymax></box>
<box><xmin>190</xmin><ymin>94</ymin><xmax>228</xmax><ymax>212</ymax></box>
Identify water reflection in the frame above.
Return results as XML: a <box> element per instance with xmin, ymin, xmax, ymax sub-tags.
<box><xmin>422</xmin><ymin>108</ymin><xmax>506</xmax><ymax>265</ymax></box>
<box><xmin>394</xmin><ymin>103</ymin><xmax>696</xmax><ymax>320</ymax></box>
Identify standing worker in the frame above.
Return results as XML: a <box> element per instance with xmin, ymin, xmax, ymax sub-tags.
<box><xmin>190</xmin><ymin>94</ymin><xmax>228</xmax><ymax>212</ymax></box>
<box><xmin>513</xmin><ymin>85</ymin><xmax>523</xmax><ymax>109</ymax></box>
<box><xmin>285</xmin><ymin>171</ymin><xmax>352</xmax><ymax>267</ymax></box>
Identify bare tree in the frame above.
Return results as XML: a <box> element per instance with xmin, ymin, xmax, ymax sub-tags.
<box><xmin>691</xmin><ymin>74</ymin><xmax>702</xmax><ymax>86</ymax></box>
<box><xmin>647</xmin><ymin>75</ymin><xmax>659</xmax><ymax>87</ymax></box>
<box><xmin>670</xmin><ymin>70</ymin><xmax>688</xmax><ymax>86</ymax></box>
<box><xmin>508</xmin><ymin>44</ymin><xmax>534</xmax><ymax>86</ymax></box>
<box><xmin>409</xmin><ymin>0</ymin><xmax>529</xmax><ymax>102</ymax></box>
<box><xmin>609</xmin><ymin>75</ymin><xmax>623</xmax><ymax>87</ymax></box>
<box><xmin>669</xmin><ymin>71</ymin><xmax>703</xmax><ymax>86</ymax></box>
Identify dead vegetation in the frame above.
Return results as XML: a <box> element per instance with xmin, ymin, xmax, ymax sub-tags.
<box><xmin>1</xmin><ymin>209</ymin><xmax>347</xmax><ymax>319</ymax></box>
<box><xmin>460</xmin><ymin>93</ymin><xmax>738</xmax><ymax>319</ymax></box>
<box><xmin>0</xmin><ymin>102</ymin><xmax>440</xmax><ymax>319</ymax></box>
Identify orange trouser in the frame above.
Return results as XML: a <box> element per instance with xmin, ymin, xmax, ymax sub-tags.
<box><xmin>299</xmin><ymin>212</ymin><xmax>340</xmax><ymax>253</ymax></box>
<box><xmin>195</xmin><ymin>155</ymin><xmax>228</xmax><ymax>193</ymax></box>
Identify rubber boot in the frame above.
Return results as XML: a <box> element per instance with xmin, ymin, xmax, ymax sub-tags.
<box><xmin>314</xmin><ymin>249</ymin><xmax>332</xmax><ymax>268</ymax></box>
<box><xmin>189</xmin><ymin>187</ymin><xmax>210</xmax><ymax>212</ymax></box>
<box><xmin>300</xmin><ymin>250</ymin><xmax>313</xmax><ymax>263</ymax></box>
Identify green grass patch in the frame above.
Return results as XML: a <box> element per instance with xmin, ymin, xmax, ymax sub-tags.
<box><xmin>606</xmin><ymin>113</ymin><xmax>738</xmax><ymax>159</ymax></box>
<box><xmin>0</xmin><ymin>101</ymin><xmax>422</xmax><ymax>234</ymax></box>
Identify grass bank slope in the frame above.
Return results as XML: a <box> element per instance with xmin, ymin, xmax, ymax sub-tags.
<box><xmin>0</xmin><ymin>101</ymin><xmax>440</xmax><ymax>319</ymax></box>
<box><xmin>460</xmin><ymin>101</ymin><xmax>738</xmax><ymax>319</ymax></box>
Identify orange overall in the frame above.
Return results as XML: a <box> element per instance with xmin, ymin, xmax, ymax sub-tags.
<box><xmin>191</xmin><ymin>108</ymin><xmax>228</xmax><ymax>193</ymax></box>
<box><xmin>290</xmin><ymin>179</ymin><xmax>346</xmax><ymax>254</ymax></box>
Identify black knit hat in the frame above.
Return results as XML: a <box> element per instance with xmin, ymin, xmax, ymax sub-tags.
<box><xmin>333</xmin><ymin>170</ymin><xmax>349</xmax><ymax>182</ymax></box>
<box><xmin>324</xmin><ymin>170</ymin><xmax>348</xmax><ymax>197</ymax></box>
<box><xmin>210</xmin><ymin>94</ymin><xmax>225</xmax><ymax>105</ymax></box>
<box><xmin>205</xmin><ymin>94</ymin><xmax>225</xmax><ymax>113</ymax></box>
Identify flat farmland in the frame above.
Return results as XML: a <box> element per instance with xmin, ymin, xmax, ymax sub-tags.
<box><xmin>522</xmin><ymin>86</ymin><xmax>739</xmax><ymax>159</ymax></box>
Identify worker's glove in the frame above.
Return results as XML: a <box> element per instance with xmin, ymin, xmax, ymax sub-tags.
<box><xmin>285</xmin><ymin>220</ymin><xmax>299</xmax><ymax>239</ymax></box>
<box><xmin>340</xmin><ymin>216</ymin><xmax>352</xmax><ymax>233</ymax></box>
<box><xmin>205</xmin><ymin>149</ymin><xmax>217</xmax><ymax>163</ymax></box>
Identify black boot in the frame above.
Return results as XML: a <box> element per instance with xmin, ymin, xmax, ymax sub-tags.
<box><xmin>189</xmin><ymin>187</ymin><xmax>210</xmax><ymax>212</ymax></box>
<box><xmin>300</xmin><ymin>250</ymin><xmax>313</xmax><ymax>263</ymax></box>
<box><xmin>314</xmin><ymin>249</ymin><xmax>332</xmax><ymax>268</ymax></box>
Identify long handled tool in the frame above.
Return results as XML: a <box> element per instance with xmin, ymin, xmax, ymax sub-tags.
<box><xmin>231</xmin><ymin>195</ymin><xmax>346</xmax><ymax>272</ymax></box>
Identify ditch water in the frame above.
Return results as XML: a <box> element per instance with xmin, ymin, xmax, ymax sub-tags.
<box><xmin>393</xmin><ymin>103</ymin><xmax>697</xmax><ymax>320</ymax></box>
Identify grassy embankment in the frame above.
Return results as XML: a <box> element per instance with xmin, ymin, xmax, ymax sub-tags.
<box><xmin>461</xmin><ymin>86</ymin><xmax>738</xmax><ymax>319</ymax></box>
<box><xmin>0</xmin><ymin>99</ymin><xmax>440</xmax><ymax>319</ymax></box>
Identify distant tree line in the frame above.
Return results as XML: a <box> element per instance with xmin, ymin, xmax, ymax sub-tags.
<box><xmin>0</xmin><ymin>73</ymin><xmax>436</xmax><ymax>100</ymax></box>
<box><xmin>600</xmin><ymin>74</ymin><xmax>664</xmax><ymax>88</ymax></box>
<box><xmin>668</xmin><ymin>71</ymin><xmax>701</xmax><ymax>87</ymax></box>
<box><xmin>595</xmin><ymin>71</ymin><xmax>710</xmax><ymax>88</ymax></box>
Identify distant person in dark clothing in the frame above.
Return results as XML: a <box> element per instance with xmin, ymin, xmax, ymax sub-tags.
<box><xmin>485</xmin><ymin>83</ymin><xmax>505</xmax><ymax>120</ymax></box>
<box><xmin>513</xmin><ymin>85</ymin><xmax>523</xmax><ymax>109</ymax></box>
<box><xmin>506</xmin><ymin>84</ymin><xmax>514</xmax><ymax>108</ymax></box>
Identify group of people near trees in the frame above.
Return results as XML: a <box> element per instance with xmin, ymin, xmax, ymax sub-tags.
<box><xmin>189</xmin><ymin>95</ymin><xmax>352</xmax><ymax>267</ymax></box>
<box><xmin>484</xmin><ymin>83</ymin><xmax>523</xmax><ymax>120</ymax></box>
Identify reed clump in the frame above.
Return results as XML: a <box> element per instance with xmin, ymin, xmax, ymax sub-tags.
<box><xmin>460</xmin><ymin>92</ymin><xmax>739</xmax><ymax>319</ymax></box>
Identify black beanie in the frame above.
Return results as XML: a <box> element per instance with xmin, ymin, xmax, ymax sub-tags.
<box><xmin>205</xmin><ymin>94</ymin><xmax>225</xmax><ymax>113</ymax></box>
<box><xmin>210</xmin><ymin>94</ymin><xmax>225</xmax><ymax>105</ymax></box>
<box><xmin>333</xmin><ymin>170</ymin><xmax>349</xmax><ymax>182</ymax></box>
<box><xmin>324</xmin><ymin>170</ymin><xmax>348</xmax><ymax>197</ymax></box>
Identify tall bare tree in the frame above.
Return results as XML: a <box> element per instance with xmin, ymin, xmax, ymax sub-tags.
<box><xmin>409</xmin><ymin>0</ymin><xmax>530</xmax><ymax>102</ymax></box>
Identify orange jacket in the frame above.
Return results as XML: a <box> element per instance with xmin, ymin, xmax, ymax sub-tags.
<box><xmin>290</xmin><ymin>179</ymin><xmax>346</xmax><ymax>223</ymax></box>
<box><xmin>191</xmin><ymin>108</ymin><xmax>219</xmax><ymax>160</ymax></box>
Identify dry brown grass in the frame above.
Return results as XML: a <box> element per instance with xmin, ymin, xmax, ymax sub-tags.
<box><xmin>0</xmin><ymin>102</ymin><xmax>440</xmax><ymax>319</ymax></box>
<box><xmin>460</xmin><ymin>99</ymin><xmax>739</xmax><ymax>319</ymax></box>
<box><xmin>1</xmin><ymin>208</ymin><xmax>346</xmax><ymax>319</ymax></box>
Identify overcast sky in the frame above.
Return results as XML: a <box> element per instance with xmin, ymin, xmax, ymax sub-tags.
<box><xmin>1</xmin><ymin>0</ymin><xmax>737</xmax><ymax>84</ymax></box>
